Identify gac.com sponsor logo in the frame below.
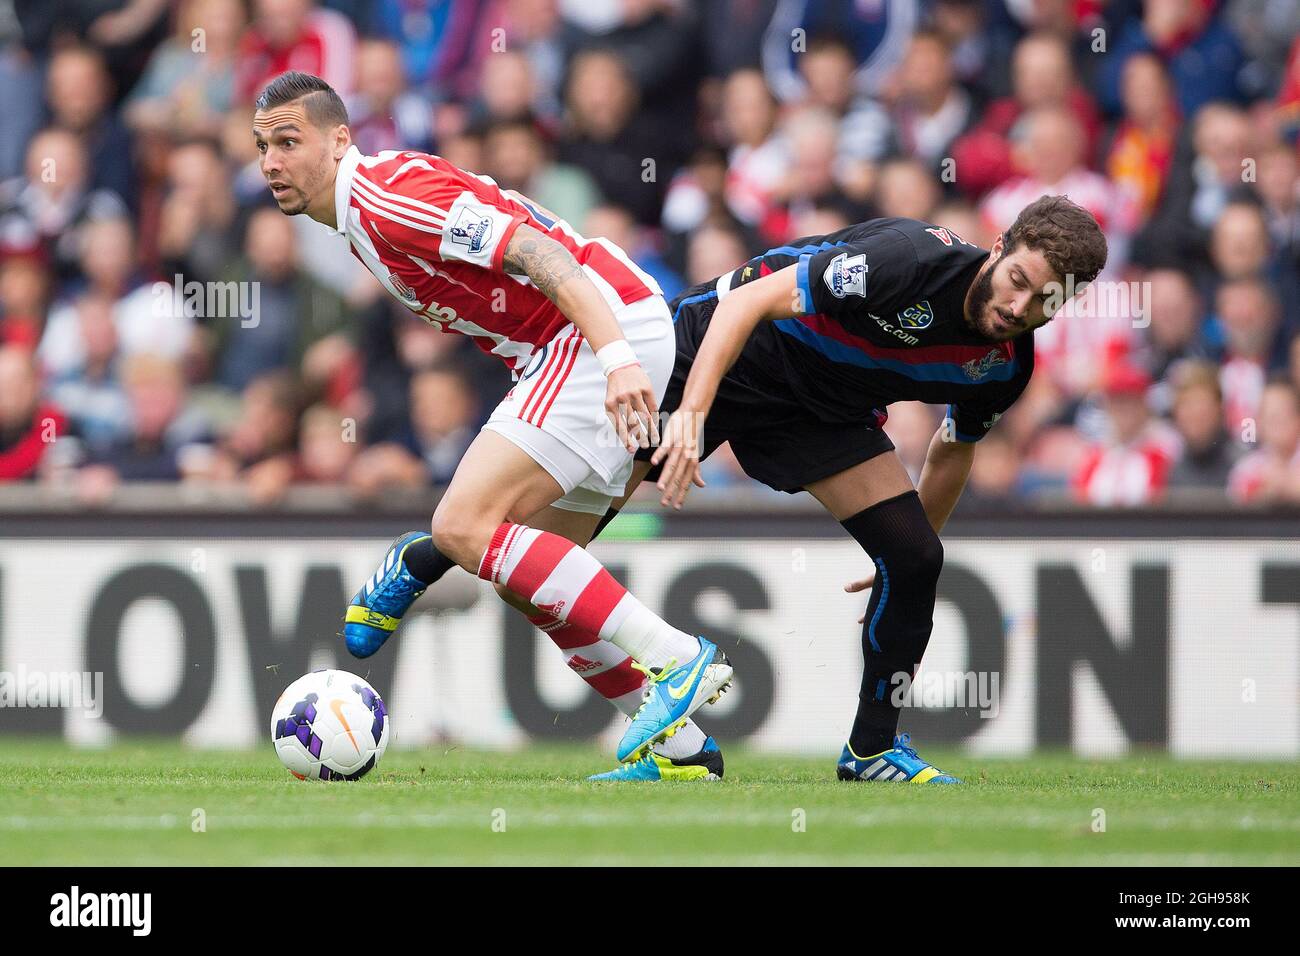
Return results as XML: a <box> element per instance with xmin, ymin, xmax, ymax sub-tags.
<box><xmin>50</xmin><ymin>886</ymin><xmax>151</xmax><ymax>936</ymax></box>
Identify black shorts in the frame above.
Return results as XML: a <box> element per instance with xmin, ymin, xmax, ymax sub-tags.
<box><xmin>637</xmin><ymin>288</ymin><xmax>895</xmax><ymax>494</ymax></box>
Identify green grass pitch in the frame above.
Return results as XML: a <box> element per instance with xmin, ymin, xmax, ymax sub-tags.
<box><xmin>2</xmin><ymin>740</ymin><xmax>1296</xmax><ymax>866</ymax></box>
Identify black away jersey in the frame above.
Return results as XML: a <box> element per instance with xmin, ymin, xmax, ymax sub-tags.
<box><xmin>672</xmin><ymin>218</ymin><xmax>1035</xmax><ymax>442</ymax></box>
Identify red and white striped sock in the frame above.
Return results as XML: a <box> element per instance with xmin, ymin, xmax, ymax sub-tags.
<box><xmin>480</xmin><ymin>523</ymin><xmax>701</xmax><ymax>670</ymax></box>
<box><xmin>525</xmin><ymin>610</ymin><xmax>709</xmax><ymax>759</ymax></box>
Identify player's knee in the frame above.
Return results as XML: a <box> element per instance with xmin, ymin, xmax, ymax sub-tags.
<box><xmin>890</xmin><ymin>512</ymin><xmax>942</xmax><ymax>578</ymax></box>
<box><xmin>841</xmin><ymin>491</ymin><xmax>943</xmax><ymax>588</ymax></box>
<box><xmin>871</xmin><ymin>530</ymin><xmax>942</xmax><ymax>591</ymax></box>
<box><xmin>911</xmin><ymin>525</ymin><xmax>944</xmax><ymax>584</ymax></box>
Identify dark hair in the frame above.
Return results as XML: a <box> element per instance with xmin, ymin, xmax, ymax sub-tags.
<box><xmin>805</xmin><ymin>33</ymin><xmax>855</xmax><ymax>59</ymax></box>
<box><xmin>254</xmin><ymin>71</ymin><xmax>349</xmax><ymax>128</ymax></box>
<box><xmin>481</xmin><ymin>113</ymin><xmax>548</xmax><ymax>145</ymax></box>
<box><xmin>1003</xmin><ymin>195</ymin><xmax>1108</xmax><ymax>287</ymax></box>
<box><xmin>415</xmin><ymin>360</ymin><xmax>479</xmax><ymax>413</ymax></box>
<box><xmin>909</xmin><ymin>27</ymin><xmax>953</xmax><ymax>53</ymax></box>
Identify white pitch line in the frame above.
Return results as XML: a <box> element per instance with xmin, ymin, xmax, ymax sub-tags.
<box><xmin>0</xmin><ymin>808</ymin><xmax>1297</xmax><ymax>832</ymax></box>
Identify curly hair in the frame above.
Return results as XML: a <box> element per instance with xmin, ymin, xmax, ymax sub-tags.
<box><xmin>1003</xmin><ymin>195</ymin><xmax>1108</xmax><ymax>287</ymax></box>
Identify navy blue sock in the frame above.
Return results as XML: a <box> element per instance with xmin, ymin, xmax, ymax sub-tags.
<box><xmin>838</xmin><ymin>491</ymin><xmax>943</xmax><ymax>756</ymax></box>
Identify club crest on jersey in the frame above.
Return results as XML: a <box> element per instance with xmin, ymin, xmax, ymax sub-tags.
<box><xmin>897</xmin><ymin>300</ymin><xmax>934</xmax><ymax>329</ymax></box>
<box><xmin>822</xmin><ymin>253</ymin><xmax>868</xmax><ymax>298</ymax></box>
<box><xmin>450</xmin><ymin>208</ymin><xmax>493</xmax><ymax>253</ymax></box>
<box><xmin>388</xmin><ymin>273</ymin><xmax>418</xmax><ymax>303</ymax></box>
<box><xmin>963</xmin><ymin>348</ymin><xmax>1008</xmax><ymax>381</ymax></box>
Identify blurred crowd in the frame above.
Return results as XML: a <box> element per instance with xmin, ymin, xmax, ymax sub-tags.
<box><xmin>0</xmin><ymin>0</ymin><xmax>1298</xmax><ymax>509</ymax></box>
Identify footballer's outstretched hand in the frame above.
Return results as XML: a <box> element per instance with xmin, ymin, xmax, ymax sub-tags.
<box><xmin>845</xmin><ymin>567</ymin><xmax>879</xmax><ymax>624</ymax></box>
<box><xmin>606</xmin><ymin>364</ymin><xmax>659</xmax><ymax>453</ymax></box>
<box><xmin>651</xmin><ymin>407</ymin><xmax>707</xmax><ymax>509</ymax></box>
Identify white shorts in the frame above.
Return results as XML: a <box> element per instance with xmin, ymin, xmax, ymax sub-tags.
<box><xmin>483</xmin><ymin>294</ymin><xmax>675</xmax><ymax>515</ymax></box>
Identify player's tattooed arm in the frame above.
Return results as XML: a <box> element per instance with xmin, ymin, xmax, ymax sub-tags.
<box><xmin>501</xmin><ymin>225</ymin><xmax>587</xmax><ymax>302</ymax></box>
<box><xmin>502</xmin><ymin>223</ymin><xmax>660</xmax><ymax>452</ymax></box>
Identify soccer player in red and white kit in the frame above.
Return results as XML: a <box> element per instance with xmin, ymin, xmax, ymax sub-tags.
<box><xmin>252</xmin><ymin>72</ymin><xmax>731</xmax><ymax>768</ymax></box>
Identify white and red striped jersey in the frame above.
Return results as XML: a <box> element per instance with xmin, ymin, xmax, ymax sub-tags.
<box><xmin>1071</xmin><ymin>436</ymin><xmax>1173</xmax><ymax>506</ymax></box>
<box><xmin>329</xmin><ymin>145</ymin><xmax>662</xmax><ymax>375</ymax></box>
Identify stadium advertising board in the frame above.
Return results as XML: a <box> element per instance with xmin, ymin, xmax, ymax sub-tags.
<box><xmin>0</xmin><ymin>537</ymin><xmax>1295</xmax><ymax>758</ymax></box>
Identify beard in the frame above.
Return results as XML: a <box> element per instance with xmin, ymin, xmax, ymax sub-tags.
<box><xmin>963</xmin><ymin>257</ymin><xmax>999</xmax><ymax>339</ymax></box>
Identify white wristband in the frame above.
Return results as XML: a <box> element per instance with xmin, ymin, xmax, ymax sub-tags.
<box><xmin>596</xmin><ymin>340</ymin><xmax>640</xmax><ymax>376</ymax></box>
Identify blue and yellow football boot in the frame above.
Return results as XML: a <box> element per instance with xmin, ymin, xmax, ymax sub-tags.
<box><xmin>616</xmin><ymin>638</ymin><xmax>733</xmax><ymax>763</ymax></box>
<box><xmin>342</xmin><ymin>531</ymin><xmax>432</xmax><ymax>658</ymax></box>
<box><xmin>589</xmin><ymin>737</ymin><xmax>724</xmax><ymax>782</ymax></box>
<box><xmin>836</xmin><ymin>733</ymin><xmax>961</xmax><ymax>784</ymax></box>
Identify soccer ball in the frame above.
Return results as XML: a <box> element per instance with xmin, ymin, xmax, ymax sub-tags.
<box><xmin>271</xmin><ymin>670</ymin><xmax>390</xmax><ymax>781</ymax></box>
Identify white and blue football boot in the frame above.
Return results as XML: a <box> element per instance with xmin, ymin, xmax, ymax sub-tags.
<box><xmin>836</xmin><ymin>733</ymin><xmax>961</xmax><ymax>784</ymax></box>
<box><xmin>343</xmin><ymin>531</ymin><xmax>432</xmax><ymax>658</ymax></box>
<box><xmin>589</xmin><ymin>737</ymin><xmax>724</xmax><ymax>782</ymax></box>
<box><xmin>616</xmin><ymin>638</ymin><xmax>733</xmax><ymax>763</ymax></box>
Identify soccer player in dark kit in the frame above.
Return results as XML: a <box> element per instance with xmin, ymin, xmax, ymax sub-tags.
<box><xmin>631</xmin><ymin>195</ymin><xmax>1108</xmax><ymax>782</ymax></box>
